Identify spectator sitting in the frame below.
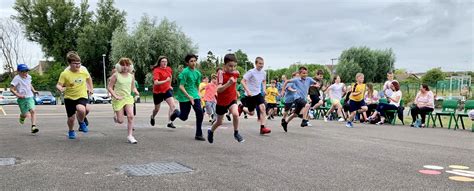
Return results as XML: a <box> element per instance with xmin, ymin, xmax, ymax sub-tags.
<box><xmin>410</xmin><ymin>84</ymin><xmax>434</xmax><ymax>128</ymax></box>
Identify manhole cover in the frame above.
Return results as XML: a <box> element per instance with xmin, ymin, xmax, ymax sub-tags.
<box><xmin>119</xmin><ymin>162</ymin><xmax>193</xmax><ymax>176</ymax></box>
<box><xmin>0</xmin><ymin>158</ymin><xmax>16</xmax><ymax>166</ymax></box>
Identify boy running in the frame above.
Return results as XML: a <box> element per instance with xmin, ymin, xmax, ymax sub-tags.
<box><xmin>265</xmin><ymin>79</ymin><xmax>278</xmax><ymax>120</ymax></box>
<box><xmin>10</xmin><ymin>64</ymin><xmax>39</xmax><ymax>133</ymax></box>
<box><xmin>150</xmin><ymin>56</ymin><xmax>179</xmax><ymax>128</ymax></box>
<box><xmin>282</xmin><ymin>72</ymin><xmax>300</xmax><ymax>123</ymax></box>
<box><xmin>240</xmin><ymin>57</ymin><xmax>272</xmax><ymax>135</ymax></box>
<box><xmin>204</xmin><ymin>74</ymin><xmax>218</xmax><ymax>123</ymax></box>
<box><xmin>56</xmin><ymin>51</ymin><xmax>93</xmax><ymax>139</ymax></box>
<box><xmin>281</xmin><ymin>66</ymin><xmax>316</xmax><ymax>132</ymax></box>
<box><xmin>170</xmin><ymin>54</ymin><xmax>205</xmax><ymax>141</ymax></box>
<box><xmin>207</xmin><ymin>53</ymin><xmax>244</xmax><ymax>143</ymax></box>
<box><xmin>345</xmin><ymin>73</ymin><xmax>368</xmax><ymax>128</ymax></box>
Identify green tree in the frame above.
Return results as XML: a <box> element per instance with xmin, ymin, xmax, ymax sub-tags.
<box><xmin>421</xmin><ymin>68</ymin><xmax>445</xmax><ymax>86</ymax></box>
<box><xmin>234</xmin><ymin>49</ymin><xmax>253</xmax><ymax>71</ymax></box>
<box><xmin>335</xmin><ymin>46</ymin><xmax>395</xmax><ymax>83</ymax></box>
<box><xmin>77</xmin><ymin>0</ymin><xmax>126</xmax><ymax>84</ymax></box>
<box><xmin>110</xmin><ymin>16</ymin><xmax>197</xmax><ymax>85</ymax></box>
<box><xmin>13</xmin><ymin>0</ymin><xmax>92</xmax><ymax>62</ymax></box>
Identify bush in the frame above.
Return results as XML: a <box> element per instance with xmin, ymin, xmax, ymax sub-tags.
<box><xmin>30</xmin><ymin>63</ymin><xmax>64</xmax><ymax>96</ymax></box>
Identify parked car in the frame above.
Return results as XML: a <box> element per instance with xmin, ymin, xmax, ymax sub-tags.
<box><xmin>0</xmin><ymin>91</ymin><xmax>18</xmax><ymax>105</ymax></box>
<box><xmin>34</xmin><ymin>91</ymin><xmax>57</xmax><ymax>105</ymax></box>
<box><xmin>91</xmin><ymin>88</ymin><xmax>111</xmax><ymax>104</ymax></box>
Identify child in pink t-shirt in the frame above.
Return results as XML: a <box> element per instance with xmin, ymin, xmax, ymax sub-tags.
<box><xmin>204</xmin><ymin>74</ymin><xmax>218</xmax><ymax>123</ymax></box>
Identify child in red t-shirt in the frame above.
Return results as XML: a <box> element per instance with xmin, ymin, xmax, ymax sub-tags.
<box><xmin>150</xmin><ymin>56</ymin><xmax>179</xmax><ymax>128</ymax></box>
<box><xmin>207</xmin><ymin>54</ymin><xmax>244</xmax><ymax>143</ymax></box>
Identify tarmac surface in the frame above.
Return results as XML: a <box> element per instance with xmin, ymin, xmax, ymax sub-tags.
<box><xmin>1</xmin><ymin>103</ymin><xmax>473</xmax><ymax>190</ymax></box>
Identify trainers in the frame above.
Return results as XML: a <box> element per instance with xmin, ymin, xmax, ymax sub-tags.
<box><xmin>68</xmin><ymin>130</ymin><xmax>76</xmax><ymax>139</ymax></box>
<box><xmin>324</xmin><ymin>116</ymin><xmax>328</xmax><ymax>122</ymax></box>
<box><xmin>234</xmin><ymin>132</ymin><xmax>245</xmax><ymax>143</ymax></box>
<box><xmin>78</xmin><ymin>122</ymin><xmax>88</xmax><ymax>133</ymax></box>
<box><xmin>376</xmin><ymin>121</ymin><xmax>384</xmax><ymax>125</ymax></box>
<box><xmin>150</xmin><ymin>117</ymin><xmax>155</xmax><ymax>126</ymax></box>
<box><xmin>19</xmin><ymin>116</ymin><xmax>25</xmax><ymax>124</ymax></box>
<box><xmin>260</xmin><ymin>127</ymin><xmax>271</xmax><ymax>135</ymax></box>
<box><xmin>31</xmin><ymin>125</ymin><xmax>39</xmax><ymax>134</ymax></box>
<box><xmin>267</xmin><ymin>116</ymin><xmax>272</xmax><ymax>120</ymax></box>
<box><xmin>307</xmin><ymin>122</ymin><xmax>313</xmax><ymax>127</ymax></box>
<box><xmin>127</xmin><ymin>136</ymin><xmax>138</xmax><ymax>144</ymax></box>
<box><xmin>170</xmin><ymin>109</ymin><xmax>180</xmax><ymax>121</ymax></box>
<box><xmin>207</xmin><ymin>129</ymin><xmax>214</xmax><ymax>144</ymax></box>
<box><xmin>346</xmin><ymin>121</ymin><xmax>353</xmax><ymax>128</ymax></box>
<box><xmin>338</xmin><ymin>118</ymin><xmax>345</xmax><ymax>122</ymax></box>
<box><xmin>300</xmin><ymin>120</ymin><xmax>308</xmax><ymax>127</ymax></box>
<box><xmin>226</xmin><ymin>114</ymin><xmax>231</xmax><ymax>121</ymax></box>
<box><xmin>281</xmin><ymin>119</ymin><xmax>288</xmax><ymax>132</ymax></box>
<box><xmin>244</xmin><ymin>115</ymin><xmax>248</xmax><ymax>119</ymax></box>
<box><xmin>195</xmin><ymin>136</ymin><xmax>206</xmax><ymax>141</ymax></box>
<box><xmin>167</xmin><ymin>122</ymin><xmax>176</xmax><ymax>129</ymax></box>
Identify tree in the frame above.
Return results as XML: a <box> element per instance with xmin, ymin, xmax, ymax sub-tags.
<box><xmin>13</xmin><ymin>0</ymin><xmax>92</xmax><ymax>63</ymax></box>
<box><xmin>234</xmin><ymin>49</ymin><xmax>253</xmax><ymax>71</ymax></box>
<box><xmin>421</xmin><ymin>68</ymin><xmax>445</xmax><ymax>86</ymax></box>
<box><xmin>0</xmin><ymin>18</ymin><xmax>27</xmax><ymax>77</ymax></box>
<box><xmin>111</xmin><ymin>16</ymin><xmax>197</xmax><ymax>85</ymax></box>
<box><xmin>77</xmin><ymin>0</ymin><xmax>126</xmax><ymax>84</ymax></box>
<box><xmin>335</xmin><ymin>46</ymin><xmax>395</xmax><ymax>83</ymax></box>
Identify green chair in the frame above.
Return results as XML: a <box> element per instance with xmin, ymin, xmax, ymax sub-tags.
<box><xmin>454</xmin><ymin>100</ymin><xmax>474</xmax><ymax>131</ymax></box>
<box><xmin>384</xmin><ymin>99</ymin><xmax>404</xmax><ymax>125</ymax></box>
<box><xmin>434</xmin><ymin>99</ymin><xmax>458</xmax><ymax>129</ymax></box>
<box><xmin>314</xmin><ymin>98</ymin><xmax>331</xmax><ymax>119</ymax></box>
<box><xmin>425</xmin><ymin>111</ymin><xmax>436</xmax><ymax>128</ymax></box>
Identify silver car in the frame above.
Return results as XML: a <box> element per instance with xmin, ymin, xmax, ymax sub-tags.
<box><xmin>0</xmin><ymin>91</ymin><xmax>18</xmax><ymax>105</ymax></box>
<box><xmin>91</xmin><ymin>88</ymin><xmax>111</xmax><ymax>104</ymax></box>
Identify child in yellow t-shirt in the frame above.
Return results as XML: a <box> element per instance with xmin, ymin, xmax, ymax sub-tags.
<box><xmin>346</xmin><ymin>73</ymin><xmax>368</xmax><ymax>128</ymax></box>
<box><xmin>265</xmin><ymin>80</ymin><xmax>279</xmax><ymax>119</ymax></box>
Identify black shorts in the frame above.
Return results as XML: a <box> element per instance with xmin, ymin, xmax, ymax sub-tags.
<box><xmin>293</xmin><ymin>98</ymin><xmax>307</xmax><ymax>115</ymax></box>
<box><xmin>349</xmin><ymin>100</ymin><xmax>366</xmax><ymax>112</ymax></box>
<box><xmin>310</xmin><ymin>95</ymin><xmax>321</xmax><ymax>107</ymax></box>
<box><xmin>153</xmin><ymin>89</ymin><xmax>173</xmax><ymax>105</ymax></box>
<box><xmin>284</xmin><ymin>102</ymin><xmax>294</xmax><ymax>112</ymax></box>
<box><xmin>244</xmin><ymin>94</ymin><xmax>265</xmax><ymax>112</ymax></box>
<box><xmin>64</xmin><ymin>98</ymin><xmax>88</xmax><ymax>118</ymax></box>
<box><xmin>216</xmin><ymin>100</ymin><xmax>237</xmax><ymax>115</ymax></box>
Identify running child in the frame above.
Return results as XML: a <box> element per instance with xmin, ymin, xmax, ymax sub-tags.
<box><xmin>240</xmin><ymin>57</ymin><xmax>271</xmax><ymax>135</ymax></box>
<box><xmin>345</xmin><ymin>73</ymin><xmax>368</xmax><ymax>128</ymax></box>
<box><xmin>56</xmin><ymin>51</ymin><xmax>93</xmax><ymax>139</ymax></box>
<box><xmin>107</xmin><ymin>58</ymin><xmax>140</xmax><ymax>144</ymax></box>
<box><xmin>323</xmin><ymin>75</ymin><xmax>346</xmax><ymax>122</ymax></box>
<box><xmin>170</xmin><ymin>54</ymin><xmax>205</xmax><ymax>141</ymax></box>
<box><xmin>265</xmin><ymin>79</ymin><xmax>279</xmax><ymax>120</ymax></box>
<box><xmin>207</xmin><ymin>53</ymin><xmax>245</xmax><ymax>143</ymax></box>
<box><xmin>204</xmin><ymin>74</ymin><xmax>218</xmax><ymax>123</ymax></box>
<box><xmin>10</xmin><ymin>64</ymin><xmax>39</xmax><ymax>133</ymax></box>
<box><xmin>150</xmin><ymin>56</ymin><xmax>179</xmax><ymax>128</ymax></box>
<box><xmin>281</xmin><ymin>72</ymin><xmax>300</xmax><ymax>123</ymax></box>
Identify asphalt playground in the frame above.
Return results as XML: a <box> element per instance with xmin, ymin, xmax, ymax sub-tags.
<box><xmin>0</xmin><ymin>103</ymin><xmax>473</xmax><ymax>190</ymax></box>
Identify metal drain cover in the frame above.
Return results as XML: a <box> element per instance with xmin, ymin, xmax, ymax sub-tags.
<box><xmin>0</xmin><ymin>158</ymin><xmax>16</xmax><ymax>166</ymax></box>
<box><xmin>119</xmin><ymin>162</ymin><xmax>193</xmax><ymax>176</ymax></box>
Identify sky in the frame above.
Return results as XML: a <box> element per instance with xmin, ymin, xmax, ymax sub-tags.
<box><xmin>0</xmin><ymin>0</ymin><xmax>472</xmax><ymax>73</ymax></box>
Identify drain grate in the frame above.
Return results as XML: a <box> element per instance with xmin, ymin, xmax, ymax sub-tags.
<box><xmin>0</xmin><ymin>158</ymin><xmax>16</xmax><ymax>166</ymax></box>
<box><xmin>119</xmin><ymin>162</ymin><xmax>193</xmax><ymax>176</ymax></box>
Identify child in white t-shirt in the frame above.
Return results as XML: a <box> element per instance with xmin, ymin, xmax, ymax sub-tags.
<box><xmin>10</xmin><ymin>64</ymin><xmax>39</xmax><ymax>133</ymax></box>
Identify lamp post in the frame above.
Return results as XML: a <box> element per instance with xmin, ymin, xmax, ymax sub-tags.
<box><xmin>102</xmin><ymin>54</ymin><xmax>106</xmax><ymax>89</ymax></box>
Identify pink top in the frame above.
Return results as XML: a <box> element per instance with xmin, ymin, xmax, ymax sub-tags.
<box><xmin>415</xmin><ymin>91</ymin><xmax>434</xmax><ymax>108</ymax></box>
<box><xmin>364</xmin><ymin>90</ymin><xmax>379</xmax><ymax>104</ymax></box>
<box><xmin>204</xmin><ymin>83</ymin><xmax>217</xmax><ymax>102</ymax></box>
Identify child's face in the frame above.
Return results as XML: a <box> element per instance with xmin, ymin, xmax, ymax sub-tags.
<box><xmin>203</xmin><ymin>78</ymin><xmax>209</xmax><ymax>83</ymax></box>
<box><xmin>69</xmin><ymin>60</ymin><xmax>81</xmax><ymax>72</ymax></box>
<box><xmin>255</xmin><ymin>59</ymin><xmax>264</xmax><ymax>70</ymax></box>
<box><xmin>335</xmin><ymin>76</ymin><xmax>341</xmax><ymax>83</ymax></box>
<box><xmin>19</xmin><ymin>71</ymin><xmax>28</xmax><ymax>78</ymax></box>
<box><xmin>160</xmin><ymin>59</ymin><xmax>168</xmax><ymax>68</ymax></box>
<box><xmin>271</xmin><ymin>81</ymin><xmax>276</xmax><ymax>87</ymax></box>
<box><xmin>387</xmin><ymin>73</ymin><xmax>393</xmax><ymax>80</ymax></box>
<box><xmin>316</xmin><ymin>73</ymin><xmax>323</xmax><ymax>80</ymax></box>
<box><xmin>224</xmin><ymin>61</ymin><xmax>237</xmax><ymax>72</ymax></box>
<box><xmin>187</xmin><ymin>57</ymin><xmax>197</xmax><ymax>69</ymax></box>
<box><xmin>211</xmin><ymin>78</ymin><xmax>217</xmax><ymax>84</ymax></box>
<box><xmin>356</xmin><ymin>75</ymin><xmax>364</xmax><ymax>83</ymax></box>
<box><xmin>121</xmin><ymin>63</ymin><xmax>131</xmax><ymax>73</ymax></box>
<box><xmin>299</xmin><ymin>70</ymin><xmax>308</xmax><ymax>78</ymax></box>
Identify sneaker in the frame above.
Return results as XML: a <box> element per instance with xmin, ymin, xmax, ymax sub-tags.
<box><xmin>226</xmin><ymin>114</ymin><xmax>231</xmax><ymax>121</ymax></box>
<box><xmin>410</xmin><ymin>123</ymin><xmax>415</xmax><ymax>127</ymax></box>
<box><xmin>281</xmin><ymin>119</ymin><xmax>288</xmax><ymax>132</ymax></box>
<box><xmin>267</xmin><ymin>116</ymin><xmax>272</xmax><ymax>120</ymax></box>
<box><xmin>307</xmin><ymin>122</ymin><xmax>313</xmax><ymax>127</ymax></box>
<box><xmin>127</xmin><ymin>136</ymin><xmax>138</xmax><ymax>144</ymax></box>
<box><xmin>150</xmin><ymin>117</ymin><xmax>155</xmax><ymax>126</ymax></box>
<box><xmin>309</xmin><ymin>111</ymin><xmax>314</xmax><ymax>119</ymax></box>
<box><xmin>195</xmin><ymin>136</ymin><xmax>206</xmax><ymax>141</ymax></box>
<box><xmin>260</xmin><ymin>127</ymin><xmax>271</xmax><ymax>135</ymax></box>
<box><xmin>346</xmin><ymin>121</ymin><xmax>353</xmax><ymax>128</ymax></box>
<box><xmin>170</xmin><ymin>109</ymin><xmax>180</xmax><ymax>121</ymax></box>
<box><xmin>31</xmin><ymin>126</ymin><xmax>39</xmax><ymax>134</ymax></box>
<box><xmin>68</xmin><ymin>130</ymin><xmax>76</xmax><ymax>139</ymax></box>
<box><xmin>167</xmin><ymin>122</ymin><xmax>176</xmax><ymax>129</ymax></box>
<box><xmin>207</xmin><ymin>129</ymin><xmax>214</xmax><ymax>144</ymax></box>
<box><xmin>78</xmin><ymin>122</ymin><xmax>88</xmax><ymax>133</ymax></box>
<box><xmin>271</xmin><ymin>115</ymin><xmax>274</xmax><ymax>119</ymax></box>
<box><xmin>234</xmin><ymin>132</ymin><xmax>245</xmax><ymax>143</ymax></box>
<box><xmin>338</xmin><ymin>118</ymin><xmax>345</xmax><ymax>122</ymax></box>
<box><xmin>300</xmin><ymin>120</ymin><xmax>308</xmax><ymax>127</ymax></box>
<box><xmin>324</xmin><ymin>116</ymin><xmax>328</xmax><ymax>122</ymax></box>
<box><xmin>376</xmin><ymin>121</ymin><xmax>384</xmax><ymax>125</ymax></box>
<box><xmin>244</xmin><ymin>115</ymin><xmax>248</xmax><ymax>119</ymax></box>
<box><xmin>19</xmin><ymin>116</ymin><xmax>25</xmax><ymax>124</ymax></box>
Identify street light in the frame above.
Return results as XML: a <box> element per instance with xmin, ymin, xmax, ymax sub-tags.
<box><xmin>102</xmin><ymin>54</ymin><xmax>106</xmax><ymax>89</ymax></box>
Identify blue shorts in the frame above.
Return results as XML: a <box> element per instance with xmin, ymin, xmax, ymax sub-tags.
<box><xmin>349</xmin><ymin>100</ymin><xmax>366</xmax><ymax>112</ymax></box>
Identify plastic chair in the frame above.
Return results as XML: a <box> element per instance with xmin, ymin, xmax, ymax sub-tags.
<box><xmin>454</xmin><ymin>100</ymin><xmax>474</xmax><ymax>131</ymax></box>
<box><xmin>434</xmin><ymin>99</ymin><xmax>458</xmax><ymax>129</ymax></box>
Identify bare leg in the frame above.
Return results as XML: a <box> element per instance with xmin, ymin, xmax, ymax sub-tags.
<box><xmin>124</xmin><ymin>104</ymin><xmax>134</xmax><ymax>136</ymax></box>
